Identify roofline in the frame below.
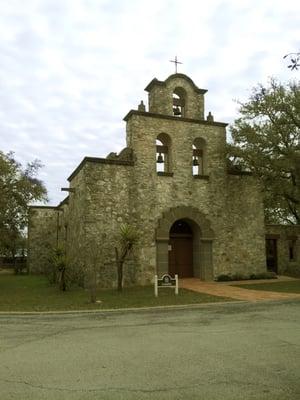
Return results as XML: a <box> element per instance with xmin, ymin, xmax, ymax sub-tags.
<box><xmin>144</xmin><ymin>73</ymin><xmax>207</xmax><ymax>94</ymax></box>
<box><xmin>123</xmin><ymin>110</ymin><xmax>227</xmax><ymax>127</ymax></box>
<box><xmin>29</xmin><ymin>205</ymin><xmax>57</xmax><ymax>210</ymax></box>
<box><xmin>265</xmin><ymin>224</ymin><xmax>300</xmax><ymax>227</ymax></box>
<box><xmin>68</xmin><ymin>156</ymin><xmax>134</xmax><ymax>182</ymax></box>
<box><xmin>57</xmin><ymin>196</ymin><xmax>69</xmax><ymax>209</ymax></box>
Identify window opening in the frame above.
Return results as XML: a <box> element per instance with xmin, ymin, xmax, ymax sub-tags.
<box><xmin>289</xmin><ymin>239</ymin><xmax>296</xmax><ymax>261</ymax></box>
<box><xmin>156</xmin><ymin>133</ymin><xmax>172</xmax><ymax>173</ymax></box>
<box><xmin>156</xmin><ymin>138</ymin><xmax>168</xmax><ymax>172</ymax></box>
<box><xmin>192</xmin><ymin>145</ymin><xmax>204</xmax><ymax>175</ymax></box>
<box><xmin>172</xmin><ymin>88</ymin><xmax>186</xmax><ymax>117</ymax></box>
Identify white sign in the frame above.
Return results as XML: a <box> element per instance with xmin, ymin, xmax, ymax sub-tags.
<box><xmin>154</xmin><ymin>274</ymin><xmax>178</xmax><ymax>297</ymax></box>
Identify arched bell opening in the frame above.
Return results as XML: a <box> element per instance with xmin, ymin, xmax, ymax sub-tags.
<box><xmin>172</xmin><ymin>87</ymin><xmax>186</xmax><ymax>117</ymax></box>
<box><xmin>156</xmin><ymin>132</ymin><xmax>172</xmax><ymax>173</ymax></box>
<box><xmin>192</xmin><ymin>137</ymin><xmax>206</xmax><ymax>176</ymax></box>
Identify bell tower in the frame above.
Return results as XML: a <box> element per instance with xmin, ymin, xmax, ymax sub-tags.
<box><xmin>124</xmin><ymin>73</ymin><xmax>226</xmax><ymax>173</ymax></box>
<box><xmin>143</xmin><ymin>73</ymin><xmax>207</xmax><ymax>119</ymax></box>
<box><xmin>122</xmin><ymin>72</ymin><xmax>229</xmax><ymax>285</ymax></box>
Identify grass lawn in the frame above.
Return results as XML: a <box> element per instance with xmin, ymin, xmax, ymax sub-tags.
<box><xmin>233</xmin><ymin>280</ymin><xmax>300</xmax><ymax>294</ymax></box>
<box><xmin>0</xmin><ymin>275</ymin><xmax>233</xmax><ymax>312</ymax></box>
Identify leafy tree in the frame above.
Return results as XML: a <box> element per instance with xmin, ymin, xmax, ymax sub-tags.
<box><xmin>228</xmin><ymin>79</ymin><xmax>300</xmax><ymax>224</ymax></box>
<box><xmin>0</xmin><ymin>151</ymin><xmax>47</xmax><ymax>263</ymax></box>
<box><xmin>284</xmin><ymin>52</ymin><xmax>300</xmax><ymax>71</ymax></box>
<box><xmin>115</xmin><ymin>223</ymin><xmax>139</xmax><ymax>291</ymax></box>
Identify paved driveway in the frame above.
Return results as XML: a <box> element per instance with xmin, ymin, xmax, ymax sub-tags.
<box><xmin>181</xmin><ymin>277</ymin><xmax>300</xmax><ymax>301</ymax></box>
<box><xmin>0</xmin><ymin>300</ymin><xmax>300</xmax><ymax>400</ymax></box>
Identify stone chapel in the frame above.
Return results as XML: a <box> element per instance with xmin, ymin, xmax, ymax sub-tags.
<box><xmin>28</xmin><ymin>73</ymin><xmax>300</xmax><ymax>286</ymax></box>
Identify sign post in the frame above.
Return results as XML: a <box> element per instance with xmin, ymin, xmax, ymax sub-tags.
<box><xmin>154</xmin><ymin>274</ymin><xmax>178</xmax><ymax>297</ymax></box>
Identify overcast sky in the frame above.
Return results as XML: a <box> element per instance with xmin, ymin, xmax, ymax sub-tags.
<box><xmin>0</xmin><ymin>0</ymin><xmax>299</xmax><ymax>205</ymax></box>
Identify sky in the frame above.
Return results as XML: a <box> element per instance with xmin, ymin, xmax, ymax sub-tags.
<box><xmin>0</xmin><ymin>0</ymin><xmax>299</xmax><ymax>205</ymax></box>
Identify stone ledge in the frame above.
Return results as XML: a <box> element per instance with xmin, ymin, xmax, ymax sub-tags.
<box><xmin>68</xmin><ymin>157</ymin><xmax>134</xmax><ymax>182</ymax></box>
<box><xmin>123</xmin><ymin>110</ymin><xmax>228</xmax><ymax>127</ymax></box>
<box><xmin>228</xmin><ymin>169</ymin><xmax>253</xmax><ymax>176</ymax></box>
<box><xmin>29</xmin><ymin>205</ymin><xmax>57</xmax><ymax>210</ymax></box>
<box><xmin>193</xmin><ymin>174</ymin><xmax>209</xmax><ymax>180</ymax></box>
<box><xmin>157</xmin><ymin>172</ymin><xmax>174</xmax><ymax>177</ymax></box>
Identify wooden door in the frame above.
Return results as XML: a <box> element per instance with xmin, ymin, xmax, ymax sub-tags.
<box><xmin>266</xmin><ymin>239</ymin><xmax>278</xmax><ymax>273</ymax></box>
<box><xmin>169</xmin><ymin>236</ymin><xmax>193</xmax><ymax>278</ymax></box>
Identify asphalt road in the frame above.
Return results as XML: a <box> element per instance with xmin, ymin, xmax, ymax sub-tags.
<box><xmin>0</xmin><ymin>300</ymin><xmax>300</xmax><ymax>400</ymax></box>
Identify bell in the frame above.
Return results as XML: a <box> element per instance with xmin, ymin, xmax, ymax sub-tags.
<box><xmin>157</xmin><ymin>153</ymin><xmax>164</xmax><ymax>163</ymax></box>
<box><xmin>193</xmin><ymin>157</ymin><xmax>199</xmax><ymax>166</ymax></box>
<box><xmin>173</xmin><ymin>106</ymin><xmax>181</xmax><ymax>116</ymax></box>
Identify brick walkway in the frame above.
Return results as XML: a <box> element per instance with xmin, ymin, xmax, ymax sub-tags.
<box><xmin>180</xmin><ymin>277</ymin><xmax>300</xmax><ymax>302</ymax></box>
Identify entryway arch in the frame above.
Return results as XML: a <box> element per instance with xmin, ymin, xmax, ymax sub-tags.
<box><xmin>156</xmin><ymin>206</ymin><xmax>215</xmax><ymax>280</ymax></box>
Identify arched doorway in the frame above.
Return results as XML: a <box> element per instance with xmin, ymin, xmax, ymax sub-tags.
<box><xmin>156</xmin><ymin>206</ymin><xmax>215</xmax><ymax>281</ymax></box>
<box><xmin>168</xmin><ymin>219</ymin><xmax>193</xmax><ymax>278</ymax></box>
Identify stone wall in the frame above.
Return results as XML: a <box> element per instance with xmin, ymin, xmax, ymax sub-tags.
<box><xmin>125</xmin><ymin>104</ymin><xmax>266</xmax><ymax>281</ymax></box>
<box><xmin>27</xmin><ymin>73</ymin><xmax>271</xmax><ymax>286</ymax></box>
<box><xmin>67</xmin><ymin>159</ymin><xmax>134</xmax><ymax>288</ymax></box>
<box><xmin>145</xmin><ymin>74</ymin><xmax>206</xmax><ymax>119</ymax></box>
<box><xmin>126</xmin><ymin>113</ymin><xmax>226</xmax><ymax>283</ymax></box>
<box><xmin>56</xmin><ymin>197</ymin><xmax>69</xmax><ymax>249</ymax></box>
<box><xmin>60</xmin><ymin>73</ymin><xmax>266</xmax><ymax>285</ymax></box>
<box><xmin>63</xmin><ymin>164</ymin><xmax>88</xmax><ymax>285</ymax></box>
<box><xmin>28</xmin><ymin>206</ymin><xmax>58</xmax><ymax>274</ymax></box>
<box><xmin>265</xmin><ymin>224</ymin><xmax>300</xmax><ymax>274</ymax></box>
<box><xmin>224</xmin><ymin>174</ymin><xmax>266</xmax><ymax>276</ymax></box>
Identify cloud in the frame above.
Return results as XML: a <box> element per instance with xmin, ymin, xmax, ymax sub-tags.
<box><xmin>0</xmin><ymin>0</ymin><xmax>299</xmax><ymax>204</ymax></box>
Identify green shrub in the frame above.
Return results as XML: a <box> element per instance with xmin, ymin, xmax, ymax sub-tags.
<box><xmin>230</xmin><ymin>273</ymin><xmax>247</xmax><ymax>281</ymax></box>
<box><xmin>215</xmin><ymin>271</ymin><xmax>277</xmax><ymax>282</ymax></box>
<box><xmin>215</xmin><ymin>274</ymin><xmax>235</xmax><ymax>282</ymax></box>
<box><xmin>250</xmin><ymin>272</ymin><xmax>277</xmax><ymax>280</ymax></box>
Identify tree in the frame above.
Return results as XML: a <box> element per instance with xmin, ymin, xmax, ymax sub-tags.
<box><xmin>228</xmin><ymin>79</ymin><xmax>300</xmax><ymax>224</ymax></box>
<box><xmin>115</xmin><ymin>223</ymin><xmax>139</xmax><ymax>291</ymax></box>
<box><xmin>0</xmin><ymin>151</ymin><xmax>47</xmax><ymax>264</ymax></box>
<box><xmin>52</xmin><ymin>247</ymin><xmax>67</xmax><ymax>291</ymax></box>
<box><xmin>284</xmin><ymin>52</ymin><xmax>300</xmax><ymax>71</ymax></box>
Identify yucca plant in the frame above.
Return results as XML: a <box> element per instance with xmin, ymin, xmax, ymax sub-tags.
<box><xmin>115</xmin><ymin>223</ymin><xmax>139</xmax><ymax>291</ymax></box>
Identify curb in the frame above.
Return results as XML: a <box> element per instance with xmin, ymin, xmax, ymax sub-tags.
<box><xmin>0</xmin><ymin>300</ymin><xmax>242</xmax><ymax>316</ymax></box>
<box><xmin>0</xmin><ymin>297</ymin><xmax>299</xmax><ymax>316</ymax></box>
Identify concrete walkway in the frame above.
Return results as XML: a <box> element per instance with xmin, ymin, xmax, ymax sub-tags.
<box><xmin>180</xmin><ymin>277</ymin><xmax>300</xmax><ymax>301</ymax></box>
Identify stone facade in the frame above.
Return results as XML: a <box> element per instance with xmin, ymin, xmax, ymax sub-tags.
<box><xmin>265</xmin><ymin>224</ymin><xmax>300</xmax><ymax>275</ymax></box>
<box><xmin>28</xmin><ymin>206</ymin><xmax>58</xmax><ymax>274</ymax></box>
<box><xmin>28</xmin><ymin>73</ymin><xmax>299</xmax><ymax>287</ymax></box>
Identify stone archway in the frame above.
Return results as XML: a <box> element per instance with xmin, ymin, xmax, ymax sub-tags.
<box><xmin>156</xmin><ymin>206</ymin><xmax>215</xmax><ymax>280</ymax></box>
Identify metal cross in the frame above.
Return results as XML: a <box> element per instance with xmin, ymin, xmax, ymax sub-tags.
<box><xmin>170</xmin><ymin>56</ymin><xmax>182</xmax><ymax>73</ymax></box>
